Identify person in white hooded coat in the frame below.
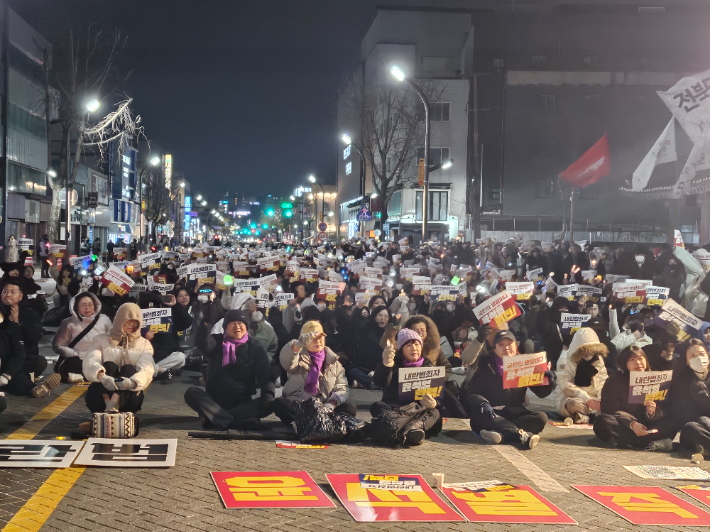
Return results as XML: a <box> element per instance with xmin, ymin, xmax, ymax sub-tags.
<box><xmin>51</xmin><ymin>292</ymin><xmax>112</xmax><ymax>382</ymax></box>
<box><xmin>83</xmin><ymin>303</ymin><xmax>154</xmax><ymax>415</ymax></box>
<box><xmin>553</xmin><ymin>327</ymin><xmax>609</xmax><ymax>424</ymax></box>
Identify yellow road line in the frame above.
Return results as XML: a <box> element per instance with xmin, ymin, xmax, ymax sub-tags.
<box><xmin>1</xmin><ymin>466</ymin><xmax>85</xmax><ymax>532</ymax></box>
<box><xmin>2</xmin><ymin>385</ymin><xmax>88</xmax><ymax>531</ymax></box>
<box><xmin>5</xmin><ymin>385</ymin><xmax>86</xmax><ymax>440</ymax></box>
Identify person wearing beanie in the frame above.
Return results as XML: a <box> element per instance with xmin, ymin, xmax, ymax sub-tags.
<box><xmin>553</xmin><ymin>327</ymin><xmax>609</xmax><ymax>424</ymax></box>
<box><xmin>82</xmin><ymin>303</ymin><xmax>155</xmax><ymax>426</ymax></box>
<box><xmin>272</xmin><ymin>319</ymin><xmax>354</xmax><ymax>425</ymax></box>
<box><xmin>594</xmin><ymin>346</ymin><xmax>677</xmax><ymax>451</ymax></box>
<box><xmin>460</xmin><ymin>329</ymin><xmax>555</xmax><ymax>450</ymax></box>
<box><xmin>184</xmin><ymin>309</ymin><xmax>275</xmax><ymax>430</ymax></box>
<box><xmin>369</xmin><ymin>328</ymin><xmax>442</xmax><ymax>446</ymax></box>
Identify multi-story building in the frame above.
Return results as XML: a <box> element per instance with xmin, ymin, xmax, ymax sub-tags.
<box><xmin>338</xmin><ymin>3</ymin><xmax>710</xmax><ymax>244</ymax></box>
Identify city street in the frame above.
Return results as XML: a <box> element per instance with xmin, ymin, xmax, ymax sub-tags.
<box><xmin>2</xmin><ymin>333</ymin><xmax>710</xmax><ymax>531</ymax></box>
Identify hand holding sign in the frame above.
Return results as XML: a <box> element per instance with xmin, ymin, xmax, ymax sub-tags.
<box><xmin>383</xmin><ymin>340</ymin><xmax>395</xmax><ymax>367</ymax></box>
<box><xmin>420</xmin><ymin>393</ymin><xmax>436</xmax><ymax>409</ymax></box>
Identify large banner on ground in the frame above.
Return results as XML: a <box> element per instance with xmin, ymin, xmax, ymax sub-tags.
<box><xmin>211</xmin><ymin>471</ymin><xmax>335</xmax><ymax>509</ymax></box>
<box><xmin>73</xmin><ymin>438</ymin><xmax>177</xmax><ymax>467</ymax></box>
<box><xmin>573</xmin><ymin>485</ymin><xmax>710</xmax><ymax>526</ymax></box>
<box><xmin>326</xmin><ymin>474</ymin><xmax>463</xmax><ymax>522</ymax></box>
<box><xmin>0</xmin><ymin>440</ymin><xmax>84</xmax><ymax>468</ymax></box>
<box><xmin>439</xmin><ymin>482</ymin><xmax>576</xmax><ymax>524</ymax></box>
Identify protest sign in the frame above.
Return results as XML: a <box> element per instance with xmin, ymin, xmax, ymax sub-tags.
<box><xmin>605</xmin><ymin>274</ymin><xmax>630</xmax><ymax>284</ymax></box>
<box><xmin>328</xmin><ymin>269</ymin><xmax>343</xmax><ymax>283</ymax></box>
<box><xmin>216</xmin><ymin>260</ymin><xmax>230</xmax><ymax>273</ymax></box>
<box><xmin>360</xmin><ymin>474</ymin><xmax>422</xmax><ymax>491</ymax></box>
<box><xmin>573</xmin><ymin>485</ymin><xmax>710</xmax><ymax>526</ymax></box>
<box><xmin>48</xmin><ymin>244</ymin><xmax>66</xmax><ymax>267</ymax></box>
<box><xmin>624</xmin><ymin>466</ymin><xmax>710</xmax><ymax>480</ymax></box>
<box><xmin>317</xmin><ymin>280</ymin><xmax>345</xmax><ymax>309</ymax></box>
<box><xmin>674</xmin><ymin>229</ymin><xmax>685</xmax><ymax>249</ymax></box>
<box><xmin>541</xmin><ymin>241</ymin><xmax>555</xmax><ymax>252</ymax></box>
<box><xmin>232</xmin><ymin>261</ymin><xmax>251</xmax><ymax>277</ymax></box>
<box><xmin>100</xmin><ymin>266</ymin><xmax>134</xmax><ymax>296</ymax></box>
<box><xmin>326</xmin><ymin>474</ymin><xmax>463</xmax><ymax>522</ymax></box>
<box><xmin>560</xmin><ymin>313</ymin><xmax>591</xmax><ymax>334</ymax></box>
<box><xmin>17</xmin><ymin>238</ymin><xmax>33</xmax><ymax>265</ymax></box>
<box><xmin>233</xmin><ymin>278</ymin><xmax>261</xmax><ymax>296</ymax></box>
<box><xmin>429</xmin><ymin>286</ymin><xmax>462</xmax><ymax>303</ymax></box>
<box><xmin>275</xmin><ymin>441</ymin><xmax>328</xmax><ymax>449</ymax></box>
<box><xmin>275</xmin><ymin>293</ymin><xmax>294</xmax><ymax>311</ymax></box>
<box><xmin>299</xmin><ymin>268</ymin><xmax>319</xmax><ymax>283</ymax></box>
<box><xmin>285</xmin><ymin>260</ymin><xmax>300</xmax><ymax>281</ymax></box>
<box><xmin>70</xmin><ymin>255</ymin><xmax>92</xmax><ymax>275</ymax></box>
<box><xmin>573</xmin><ymin>285</ymin><xmax>602</xmax><ymax>302</ymax></box>
<box><xmin>129</xmin><ymin>284</ymin><xmax>147</xmax><ymax>297</ymax></box>
<box><xmin>257</xmin><ymin>273</ymin><xmax>279</xmax><ymax>291</ymax></box>
<box><xmin>141</xmin><ymin>308</ymin><xmax>173</xmax><ymax>335</ymax></box>
<box><xmin>439</xmin><ymin>483</ymin><xmax>576</xmax><ymax>524</ymax></box>
<box><xmin>506</xmin><ymin>282</ymin><xmax>534</xmax><ymax>301</ymax></box>
<box><xmin>178</xmin><ymin>263</ymin><xmax>217</xmax><ymax>286</ymax></box>
<box><xmin>365</xmin><ymin>266</ymin><xmax>384</xmax><ymax>279</ymax></box>
<box><xmin>657</xmin><ymin>299</ymin><xmax>702</xmax><ymax>342</ymax></box>
<box><xmin>359</xmin><ymin>276</ymin><xmax>383</xmax><ymax>293</ymax></box>
<box><xmin>112</xmin><ymin>247</ymin><xmax>128</xmax><ymax>261</ymax></box>
<box><xmin>398</xmin><ymin>366</ymin><xmax>446</xmax><ymax>402</ymax></box>
<box><xmin>676</xmin><ymin>486</ymin><xmax>710</xmax><ymax>510</ymax></box>
<box><xmin>557</xmin><ymin>284</ymin><xmax>576</xmax><ymax>300</ymax></box>
<box><xmin>525</xmin><ymin>268</ymin><xmax>543</xmax><ymax>282</ymax></box>
<box><xmin>147</xmin><ymin>276</ymin><xmax>174</xmax><ymax>294</ymax></box>
<box><xmin>411</xmin><ymin>276</ymin><xmax>431</xmax><ymax>296</ymax></box>
<box><xmin>211</xmin><ymin>471</ymin><xmax>334</xmax><ymax>509</ymax></box>
<box><xmin>581</xmin><ymin>270</ymin><xmax>597</xmax><ymax>283</ymax></box>
<box><xmin>162</xmin><ymin>251</ymin><xmax>179</xmax><ymax>263</ymax></box>
<box><xmin>0</xmin><ymin>440</ymin><xmax>85</xmax><ymax>468</ymax></box>
<box><xmin>612</xmin><ymin>282</ymin><xmax>648</xmax><ymax>304</ymax></box>
<box><xmin>474</xmin><ymin>290</ymin><xmax>521</xmax><ymax>328</ymax></box>
<box><xmin>140</xmin><ymin>252</ymin><xmax>162</xmax><ymax>273</ymax></box>
<box><xmin>499</xmin><ymin>270</ymin><xmax>516</xmax><ymax>283</ymax></box>
<box><xmin>257</xmin><ymin>256</ymin><xmax>280</xmax><ymax>273</ymax></box>
<box><xmin>73</xmin><ymin>438</ymin><xmax>177</xmax><ymax>467</ymax></box>
<box><xmin>645</xmin><ymin>286</ymin><xmax>670</xmax><ymax>307</ymax></box>
<box><xmin>502</xmin><ymin>352</ymin><xmax>549</xmax><ymax>389</ymax></box>
<box><xmin>628</xmin><ymin>370</ymin><xmax>672</xmax><ymax>404</ymax></box>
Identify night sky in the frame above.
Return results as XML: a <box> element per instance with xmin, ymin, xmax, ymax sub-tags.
<box><xmin>12</xmin><ymin>0</ymin><xmax>472</xmax><ymax>203</ymax></box>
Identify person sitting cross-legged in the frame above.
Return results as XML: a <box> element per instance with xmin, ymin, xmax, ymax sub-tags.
<box><xmin>184</xmin><ymin>309</ymin><xmax>275</xmax><ymax>430</ymax></box>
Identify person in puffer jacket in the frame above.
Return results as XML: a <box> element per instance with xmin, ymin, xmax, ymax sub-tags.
<box><xmin>82</xmin><ymin>303</ymin><xmax>154</xmax><ymax>418</ymax></box>
<box><xmin>51</xmin><ymin>292</ymin><xmax>112</xmax><ymax>383</ymax></box>
<box><xmin>553</xmin><ymin>327</ymin><xmax>609</xmax><ymax>424</ymax></box>
<box><xmin>272</xmin><ymin>320</ymin><xmax>355</xmax><ymax>425</ymax></box>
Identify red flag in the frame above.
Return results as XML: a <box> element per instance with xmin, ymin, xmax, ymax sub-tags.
<box><xmin>559</xmin><ymin>134</ymin><xmax>610</xmax><ymax>188</ymax></box>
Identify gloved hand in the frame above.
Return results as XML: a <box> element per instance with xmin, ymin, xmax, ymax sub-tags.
<box><xmin>420</xmin><ymin>393</ymin><xmax>437</xmax><ymax>409</ymax></box>
<box><xmin>0</xmin><ymin>374</ymin><xmax>9</xmax><ymax>387</ymax></box>
<box><xmin>296</xmin><ymin>331</ymin><xmax>320</xmax><ymax>351</ymax></box>
<box><xmin>544</xmin><ymin>370</ymin><xmax>556</xmax><ymax>388</ymax></box>
<box><xmin>116</xmin><ymin>377</ymin><xmax>136</xmax><ymax>391</ymax></box>
<box><xmin>100</xmin><ymin>373</ymin><xmax>118</xmax><ymax>391</ymax></box>
<box><xmin>382</xmin><ymin>340</ymin><xmax>396</xmax><ymax>367</ymax></box>
<box><xmin>480</xmin><ymin>402</ymin><xmax>496</xmax><ymax>419</ymax></box>
<box><xmin>477</xmin><ymin>323</ymin><xmax>492</xmax><ymax>343</ymax></box>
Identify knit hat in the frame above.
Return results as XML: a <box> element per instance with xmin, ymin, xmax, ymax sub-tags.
<box><xmin>396</xmin><ymin>328</ymin><xmax>423</xmax><ymax>351</ymax></box>
<box><xmin>300</xmin><ymin>320</ymin><xmax>325</xmax><ymax>337</ymax></box>
<box><xmin>223</xmin><ymin>309</ymin><xmax>249</xmax><ymax>329</ymax></box>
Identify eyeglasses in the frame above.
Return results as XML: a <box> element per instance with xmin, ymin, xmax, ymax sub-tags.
<box><xmin>629</xmin><ymin>355</ymin><xmax>645</xmax><ymax>362</ymax></box>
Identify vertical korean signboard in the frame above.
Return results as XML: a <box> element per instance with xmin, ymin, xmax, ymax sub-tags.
<box><xmin>184</xmin><ymin>196</ymin><xmax>191</xmax><ymax>232</ymax></box>
<box><xmin>164</xmin><ymin>154</ymin><xmax>172</xmax><ymax>190</ymax></box>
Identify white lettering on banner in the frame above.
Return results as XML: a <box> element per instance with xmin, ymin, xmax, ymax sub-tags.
<box><xmin>659</xmin><ymin>299</ymin><xmax>702</xmax><ymax>330</ymax></box>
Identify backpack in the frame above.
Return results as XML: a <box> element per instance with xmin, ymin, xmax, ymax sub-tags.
<box><xmin>369</xmin><ymin>402</ymin><xmax>428</xmax><ymax>446</ymax></box>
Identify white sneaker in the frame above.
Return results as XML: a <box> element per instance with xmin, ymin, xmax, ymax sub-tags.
<box><xmin>573</xmin><ymin>413</ymin><xmax>590</xmax><ymax>424</ymax></box>
<box><xmin>480</xmin><ymin>430</ymin><xmax>503</xmax><ymax>445</ymax></box>
<box><xmin>67</xmin><ymin>373</ymin><xmax>84</xmax><ymax>383</ymax></box>
<box><xmin>520</xmin><ymin>431</ymin><xmax>539</xmax><ymax>449</ymax></box>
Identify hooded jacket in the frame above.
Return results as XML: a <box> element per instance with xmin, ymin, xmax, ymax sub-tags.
<box><xmin>138</xmin><ymin>291</ymin><xmax>192</xmax><ymax>362</ymax></box>
<box><xmin>553</xmin><ymin>328</ymin><xmax>609</xmax><ymax>414</ymax></box>
<box><xmin>52</xmin><ymin>293</ymin><xmax>112</xmax><ymax>359</ymax></box>
<box><xmin>83</xmin><ymin>303</ymin><xmax>155</xmax><ymax>391</ymax></box>
<box><xmin>279</xmin><ymin>341</ymin><xmax>348</xmax><ymax>404</ymax></box>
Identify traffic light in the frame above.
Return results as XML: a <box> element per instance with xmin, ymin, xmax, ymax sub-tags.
<box><xmin>261</xmin><ymin>223</ymin><xmax>268</xmax><ymax>230</ymax></box>
<box><xmin>284</xmin><ymin>210</ymin><xmax>293</xmax><ymax>218</ymax></box>
<box><xmin>265</xmin><ymin>208</ymin><xmax>275</xmax><ymax>217</ymax></box>
<box><xmin>250</xmin><ymin>222</ymin><xmax>257</xmax><ymax>229</ymax></box>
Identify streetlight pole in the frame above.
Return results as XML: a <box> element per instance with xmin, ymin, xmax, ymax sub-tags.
<box><xmin>390</xmin><ymin>66</ymin><xmax>430</xmax><ymax>243</ymax></box>
<box><xmin>308</xmin><ymin>175</ymin><xmax>324</xmax><ymax>223</ymax></box>
<box><xmin>138</xmin><ymin>156</ymin><xmax>160</xmax><ymax>251</ymax></box>
<box><xmin>341</xmin><ymin>134</ymin><xmax>367</xmax><ymax>238</ymax></box>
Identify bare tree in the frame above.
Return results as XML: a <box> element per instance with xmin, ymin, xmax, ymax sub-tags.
<box><xmin>40</xmin><ymin>25</ymin><xmax>143</xmax><ymax>245</ymax></box>
<box><xmin>142</xmin><ymin>168</ymin><xmax>173</xmax><ymax>245</ymax></box>
<box><xmin>339</xmin><ymin>70</ymin><xmax>443</xmax><ymax>224</ymax></box>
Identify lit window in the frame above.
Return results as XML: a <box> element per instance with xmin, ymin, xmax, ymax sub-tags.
<box><xmin>345</xmin><ymin>162</ymin><xmax>352</xmax><ymax>175</ymax></box>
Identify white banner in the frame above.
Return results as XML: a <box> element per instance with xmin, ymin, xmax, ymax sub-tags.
<box><xmin>632</xmin><ymin>118</ymin><xmax>677</xmax><ymax>191</ymax></box>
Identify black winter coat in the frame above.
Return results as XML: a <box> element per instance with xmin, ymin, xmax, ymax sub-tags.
<box><xmin>0</xmin><ymin>320</ymin><xmax>25</xmax><ymax>379</ymax></box>
<box><xmin>205</xmin><ymin>334</ymin><xmax>275</xmax><ymax>410</ymax></box>
<box><xmin>600</xmin><ymin>370</ymin><xmax>664</xmax><ymax>429</ymax></box>
<box><xmin>18</xmin><ymin>306</ymin><xmax>42</xmax><ymax>356</ymax></box>
<box><xmin>461</xmin><ymin>352</ymin><xmax>553</xmax><ymax>409</ymax></box>
<box><xmin>669</xmin><ymin>364</ymin><xmax>710</xmax><ymax>429</ymax></box>
<box><xmin>373</xmin><ymin>356</ymin><xmax>441</xmax><ymax>407</ymax></box>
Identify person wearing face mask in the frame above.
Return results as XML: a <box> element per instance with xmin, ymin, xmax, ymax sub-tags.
<box><xmin>594</xmin><ymin>346</ymin><xmax>677</xmax><ymax>450</ymax></box>
<box><xmin>282</xmin><ymin>282</ymin><xmax>307</xmax><ymax>334</ymax></box>
<box><xmin>272</xmin><ymin>320</ymin><xmax>354</xmax><ymax>424</ymax></box>
<box><xmin>174</xmin><ymin>287</ymin><xmax>197</xmax><ymax>351</ymax></box>
<box><xmin>346</xmin><ymin>303</ymin><xmax>392</xmax><ymax>389</ymax></box>
<box><xmin>51</xmin><ymin>292</ymin><xmax>112</xmax><ymax>384</ymax></box>
<box><xmin>184</xmin><ymin>309</ymin><xmax>275</xmax><ymax>430</ymax></box>
<box><xmin>370</xmin><ymin>328</ymin><xmax>441</xmax><ymax>446</ymax></box>
<box><xmin>81</xmin><ymin>303</ymin><xmax>154</xmax><ymax>429</ymax></box>
<box><xmin>553</xmin><ymin>328</ymin><xmax>609</xmax><ymax>424</ymax></box>
<box><xmin>137</xmin><ymin>290</ymin><xmax>192</xmax><ymax>382</ymax></box>
<box><xmin>461</xmin><ymin>330</ymin><xmax>555</xmax><ymax>449</ymax></box>
<box><xmin>655</xmin><ymin>257</ymin><xmax>685</xmax><ymax>303</ymax></box>
<box><xmin>189</xmin><ymin>283</ymin><xmax>225</xmax><ymax>363</ymax></box>
<box><xmin>534</xmin><ymin>296</ymin><xmax>577</xmax><ymax>369</ymax></box>
<box><xmin>671</xmin><ymin>340</ymin><xmax>710</xmax><ymax>457</ymax></box>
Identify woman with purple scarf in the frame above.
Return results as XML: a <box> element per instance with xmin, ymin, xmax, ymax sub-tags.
<box><xmin>272</xmin><ymin>320</ymin><xmax>356</xmax><ymax>425</ymax></box>
<box><xmin>184</xmin><ymin>309</ymin><xmax>275</xmax><ymax>430</ymax></box>
<box><xmin>370</xmin><ymin>328</ymin><xmax>442</xmax><ymax>446</ymax></box>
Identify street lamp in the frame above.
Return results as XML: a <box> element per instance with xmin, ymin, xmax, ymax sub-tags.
<box><xmin>391</xmin><ymin>64</ymin><xmax>430</xmax><ymax>241</ymax></box>
<box><xmin>196</xmin><ymin>195</ymin><xmax>202</xmax><ymax>201</ymax></box>
<box><xmin>340</xmin><ymin>132</ymin><xmax>367</xmax><ymax>238</ymax></box>
<box><xmin>86</xmin><ymin>99</ymin><xmax>100</xmax><ymax>113</ymax></box>
<box><xmin>341</xmin><ymin>133</ymin><xmax>352</xmax><ymax>145</ymax></box>
<box><xmin>150</xmin><ymin>156</ymin><xmax>160</xmax><ymax>166</ymax></box>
